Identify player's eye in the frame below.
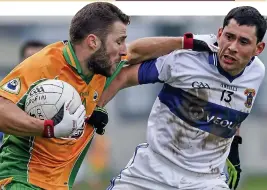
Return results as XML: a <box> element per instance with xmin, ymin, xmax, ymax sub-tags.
<box><xmin>239</xmin><ymin>39</ymin><xmax>249</xmax><ymax>45</ymax></box>
<box><xmin>225</xmin><ymin>34</ymin><xmax>233</xmax><ymax>41</ymax></box>
<box><xmin>116</xmin><ymin>41</ymin><xmax>122</xmax><ymax>45</ymax></box>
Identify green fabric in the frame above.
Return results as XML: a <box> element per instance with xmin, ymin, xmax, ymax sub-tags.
<box><xmin>68</xmin><ymin>136</ymin><xmax>94</xmax><ymax>188</ymax></box>
<box><xmin>2</xmin><ymin>179</ymin><xmax>41</xmax><ymax>190</ymax></box>
<box><xmin>104</xmin><ymin>60</ymin><xmax>128</xmax><ymax>90</ymax></box>
<box><xmin>62</xmin><ymin>42</ymin><xmax>93</xmax><ymax>84</ymax></box>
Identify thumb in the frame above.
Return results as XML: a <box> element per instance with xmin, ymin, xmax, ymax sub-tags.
<box><xmin>73</xmin><ymin>104</ymin><xmax>86</xmax><ymax>118</ymax></box>
<box><xmin>64</xmin><ymin>99</ymin><xmax>73</xmax><ymax>112</ymax></box>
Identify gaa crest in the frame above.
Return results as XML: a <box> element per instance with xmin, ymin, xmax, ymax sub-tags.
<box><xmin>93</xmin><ymin>90</ymin><xmax>98</xmax><ymax>102</ymax></box>
<box><xmin>0</xmin><ymin>78</ymin><xmax>21</xmax><ymax>94</ymax></box>
<box><xmin>244</xmin><ymin>88</ymin><xmax>256</xmax><ymax>108</ymax></box>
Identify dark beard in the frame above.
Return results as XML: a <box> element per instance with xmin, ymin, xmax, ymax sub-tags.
<box><xmin>87</xmin><ymin>45</ymin><xmax>112</xmax><ymax>77</ymax></box>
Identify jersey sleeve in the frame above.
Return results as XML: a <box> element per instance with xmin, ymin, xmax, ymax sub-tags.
<box><xmin>0</xmin><ymin>61</ymin><xmax>46</xmax><ymax>104</ymax></box>
<box><xmin>138</xmin><ymin>51</ymin><xmax>182</xmax><ymax>84</ymax></box>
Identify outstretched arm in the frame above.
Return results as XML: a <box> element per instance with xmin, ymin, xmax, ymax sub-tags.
<box><xmin>99</xmin><ymin>33</ymin><xmax>218</xmax><ymax>106</ymax></box>
<box><xmin>126</xmin><ymin>37</ymin><xmax>183</xmax><ymax>65</ymax></box>
<box><xmin>126</xmin><ymin>33</ymin><xmax>217</xmax><ymax>65</ymax></box>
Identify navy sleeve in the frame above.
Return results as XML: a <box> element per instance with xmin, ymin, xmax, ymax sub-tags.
<box><xmin>138</xmin><ymin>59</ymin><xmax>163</xmax><ymax>84</ymax></box>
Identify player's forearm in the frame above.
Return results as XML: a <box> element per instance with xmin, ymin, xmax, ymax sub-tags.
<box><xmin>0</xmin><ymin>97</ymin><xmax>44</xmax><ymax>136</ymax></box>
<box><xmin>127</xmin><ymin>37</ymin><xmax>183</xmax><ymax>65</ymax></box>
<box><xmin>98</xmin><ymin>65</ymin><xmax>140</xmax><ymax>107</ymax></box>
<box><xmin>98</xmin><ymin>73</ymin><xmax>127</xmax><ymax>107</ymax></box>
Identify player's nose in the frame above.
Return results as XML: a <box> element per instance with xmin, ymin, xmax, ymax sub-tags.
<box><xmin>227</xmin><ymin>41</ymin><xmax>238</xmax><ymax>53</ymax></box>
<box><xmin>119</xmin><ymin>43</ymin><xmax>127</xmax><ymax>56</ymax></box>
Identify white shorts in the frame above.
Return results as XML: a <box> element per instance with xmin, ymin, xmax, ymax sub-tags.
<box><xmin>107</xmin><ymin>143</ymin><xmax>229</xmax><ymax>190</ymax></box>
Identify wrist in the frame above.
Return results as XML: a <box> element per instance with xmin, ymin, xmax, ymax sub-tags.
<box><xmin>43</xmin><ymin>120</ymin><xmax>55</xmax><ymax>138</ymax></box>
<box><xmin>183</xmin><ymin>33</ymin><xmax>194</xmax><ymax>49</ymax></box>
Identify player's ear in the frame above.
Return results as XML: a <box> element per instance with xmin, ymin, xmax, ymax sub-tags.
<box><xmin>217</xmin><ymin>27</ymin><xmax>223</xmax><ymax>40</ymax></box>
<box><xmin>86</xmin><ymin>34</ymin><xmax>101</xmax><ymax>51</ymax></box>
<box><xmin>255</xmin><ymin>41</ymin><xmax>265</xmax><ymax>56</ymax></box>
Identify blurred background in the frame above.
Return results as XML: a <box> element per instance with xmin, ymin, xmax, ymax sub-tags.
<box><xmin>0</xmin><ymin>16</ymin><xmax>266</xmax><ymax>190</ymax></box>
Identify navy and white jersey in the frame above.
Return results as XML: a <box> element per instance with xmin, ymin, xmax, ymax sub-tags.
<box><xmin>138</xmin><ymin>35</ymin><xmax>265</xmax><ymax>174</ymax></box>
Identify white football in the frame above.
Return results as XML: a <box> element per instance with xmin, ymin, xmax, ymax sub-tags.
<box><xmin>25</xmin><ymin>79</ymin><xmax>82</xmax><ymax>120</ymax></box>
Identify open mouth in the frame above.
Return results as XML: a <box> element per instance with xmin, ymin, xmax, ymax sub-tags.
<box><xmin>223</xmin><ymin>55</ymin><xmax>237</xmax><ymax>64</ymax></box>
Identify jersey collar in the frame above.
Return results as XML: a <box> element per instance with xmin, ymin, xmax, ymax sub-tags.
<box><xmin>62</xmin><ymin>41</ymin><xmax>93</xmax><ymax>84</ymax></box>
<box><xmin>208</xmin><ymin>51</ymin><xmax>255</xmax><ymax>83</ymax></box>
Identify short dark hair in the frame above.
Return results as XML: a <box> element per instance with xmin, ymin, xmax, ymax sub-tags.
<box><xmin>223</xmin><ymin>6</ymin><xmax>267</xmax><ymax>43</ymax></box>
<box><xmin>20</xmin><ymin>40</ymin><xmax>46</xmax><ymax>60</ymax></box>
<box><xmin>69</xmin><ymin>2</ymin><xmax>130</xmax><ymax>44</ymax></box>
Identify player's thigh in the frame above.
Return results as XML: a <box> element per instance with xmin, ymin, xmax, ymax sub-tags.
<box><xmin>180</xmin><ymin>175</ymin><xmax>229</xmax><ymax>190</ymax></box>
<box><xmin>197</xmin><ymin>177</ymin><xmax>229</xmax><ymax>190</ymax></box>
<box><xmin>108</xmin><ymin>172</ymin><xmax>175</xmax><ymax>190</ymax></box>
<box><xmin>107</xmin><ymin>143</ymin><xmax>178</xmax><ymax>190</ymax></box>
<box><xmin>108</xmin><ymin>177</ymin><xmax>147</xmax><ymax>190</ymax></box>
<box><xmin>204</xmin><ymin>178</ymin><xmax>230</xmax><ymax>190</ymax></box>
<box><xmin>107</xmin><ymin>149</ymin><xmax>154</xmax><ymax>190</ymax></box>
